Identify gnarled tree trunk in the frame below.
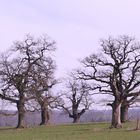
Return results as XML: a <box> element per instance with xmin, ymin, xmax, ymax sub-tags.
<box><xmin>40</xmin><ymin>102</ymin><xmax>49</xmax><ymax>125</ymax></box>
<box><xmin>121</xmin><ymin>104</ymin><xmax>129</xmax><ymax>123</ymax></box>
<box><xmin>73</xmin><ymin>115</ymin><xmax>80</xmax><ymax>123</ymax></box>
<box><xmin>16</xmin><ymin>99</ymin><xmax>25</xmax><ymax>128</ymax></box>
<box><xmin>111</xmin><ymin>101</ymin><xmax>122</xmax><ymax>128</ymax></box>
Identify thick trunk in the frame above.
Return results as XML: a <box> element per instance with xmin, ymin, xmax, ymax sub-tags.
<box><xmin>72</xmin><ymin>105</ymin><xmax>79</xmax><ymax>123</ymax></box>
<box><xmin>40</xmin><ymin>103</ymin><xmax>49</xmax><ymax>125</ymax></box>
<box><xmin>16</xmin><ymin>100</ymin><xmax>25</xmax><ymax>128</ymax></box>
<box><xmin>121</xmin><ymin>104</ymin><xmax>129</xmax><ymax>123</ymax></box>
<box><xmin>73</xmin><ymin>116</ymin><xmax>80</xmax><ymax>123</ymax></box>
<box><xmin>111</xmin><ymin>101</ymin><xmax>122</xmax><ymax>128</ymax></box>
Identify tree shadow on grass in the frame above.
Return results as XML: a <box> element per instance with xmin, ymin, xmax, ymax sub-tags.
<box><xmin>0</xmin><ymin>127</ymin><xmax>17</xmax><ymax>131</ymax></box>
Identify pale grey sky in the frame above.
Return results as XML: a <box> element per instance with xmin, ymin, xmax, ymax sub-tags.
<box><xmin>1</xmin><ymin>0</ymin><xmax>140</xmax><ymax>77</ymax></box>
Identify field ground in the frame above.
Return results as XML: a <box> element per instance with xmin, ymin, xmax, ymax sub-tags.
<box><xmin>0</xmin><ymin>122</ymin><xmax>140</xmax><ymax>140</ymax></box>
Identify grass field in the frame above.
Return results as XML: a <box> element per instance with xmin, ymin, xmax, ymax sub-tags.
<box><xmin>0</xmin><ymin>122</ymin><xmax>140</xmax><ymax>140</ymax></box>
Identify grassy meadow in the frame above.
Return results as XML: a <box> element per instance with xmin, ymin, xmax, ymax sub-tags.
<box><xmin>0</xmin><ymin>122</ymin><xmax>140</xmax><ymax>140</ymax></box>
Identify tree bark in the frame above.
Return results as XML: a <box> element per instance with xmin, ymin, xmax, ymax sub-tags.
<box><xmin>16</xmin><ymin>100</ymin><xmax>25</xmax><ymax>128</ymax></box>
<box><xmin>73</xmin><ymin>116</ymin><xmax>80</xmax><ymax>123</ymax></box>
<box><xmin>40</xmin><ymin>102</ymin><xmax>49</xmax><ymax>125</ymax></box>
<box><xmin>121</xmin><ymin>104</ymin><xmax>129</xmax><ymax>123</ymax></box>
<box><xmin>111</xmin><ymin>101</ymin><xmax>122</xmax><ymax>128</ymax></box>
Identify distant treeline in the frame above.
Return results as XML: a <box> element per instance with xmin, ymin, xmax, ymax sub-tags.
<box><xmin>0</xmin><ymin>109</ymin><xmax>139</xmax><ymax>127</ymax></box>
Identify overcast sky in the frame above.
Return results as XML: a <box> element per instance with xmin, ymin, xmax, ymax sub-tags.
<box><xmin>1</xmin><ymin>0</ymin><xmax>140</xmax><ymax>77</ymax></box>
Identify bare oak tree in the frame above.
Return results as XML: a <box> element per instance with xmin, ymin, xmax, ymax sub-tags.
<box><xmin>58</xmin><ymin>77</ymin><xmax>93</xmax><ymax>123</ymax></box>
<box><xmin>28</xmin><ymin>63</ymin><xmax>58</xmax><ymax>125</ymax></box>
<box><xmin>77</xmin><ymin>36</ymin><xmax>140</xmax><ymax>128</ymax></box>
<box><xmin>0</xmin><ymin>34</ymin><xmax>56</xmax><ymax>128</ymax></box>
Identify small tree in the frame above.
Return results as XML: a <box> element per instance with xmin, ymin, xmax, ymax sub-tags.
<box><xmin>58</xmin><ymin>76</ymin><xmax>93</xmax><ymax>123</ymax></box>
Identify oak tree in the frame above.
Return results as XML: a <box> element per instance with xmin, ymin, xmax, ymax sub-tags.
<box><xmin>0</xmin><ymin>34</ymin><xmax>56</xmax><ymax>128</ymax></box>
<box><xmin>77</xmin><ymin>36</ymin><xmax>140</xmax><ymax>128</ymax></box>
<box><xmin>58</xmin><ymin>76</ymin><xmax>93</xmax><ymax>123</ymax></box>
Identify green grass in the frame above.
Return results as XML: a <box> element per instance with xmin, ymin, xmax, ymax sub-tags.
<box><xmin>0</xmin><ymin>122</ymin><xmax>139</xmax><ymax>140</ymax></box>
